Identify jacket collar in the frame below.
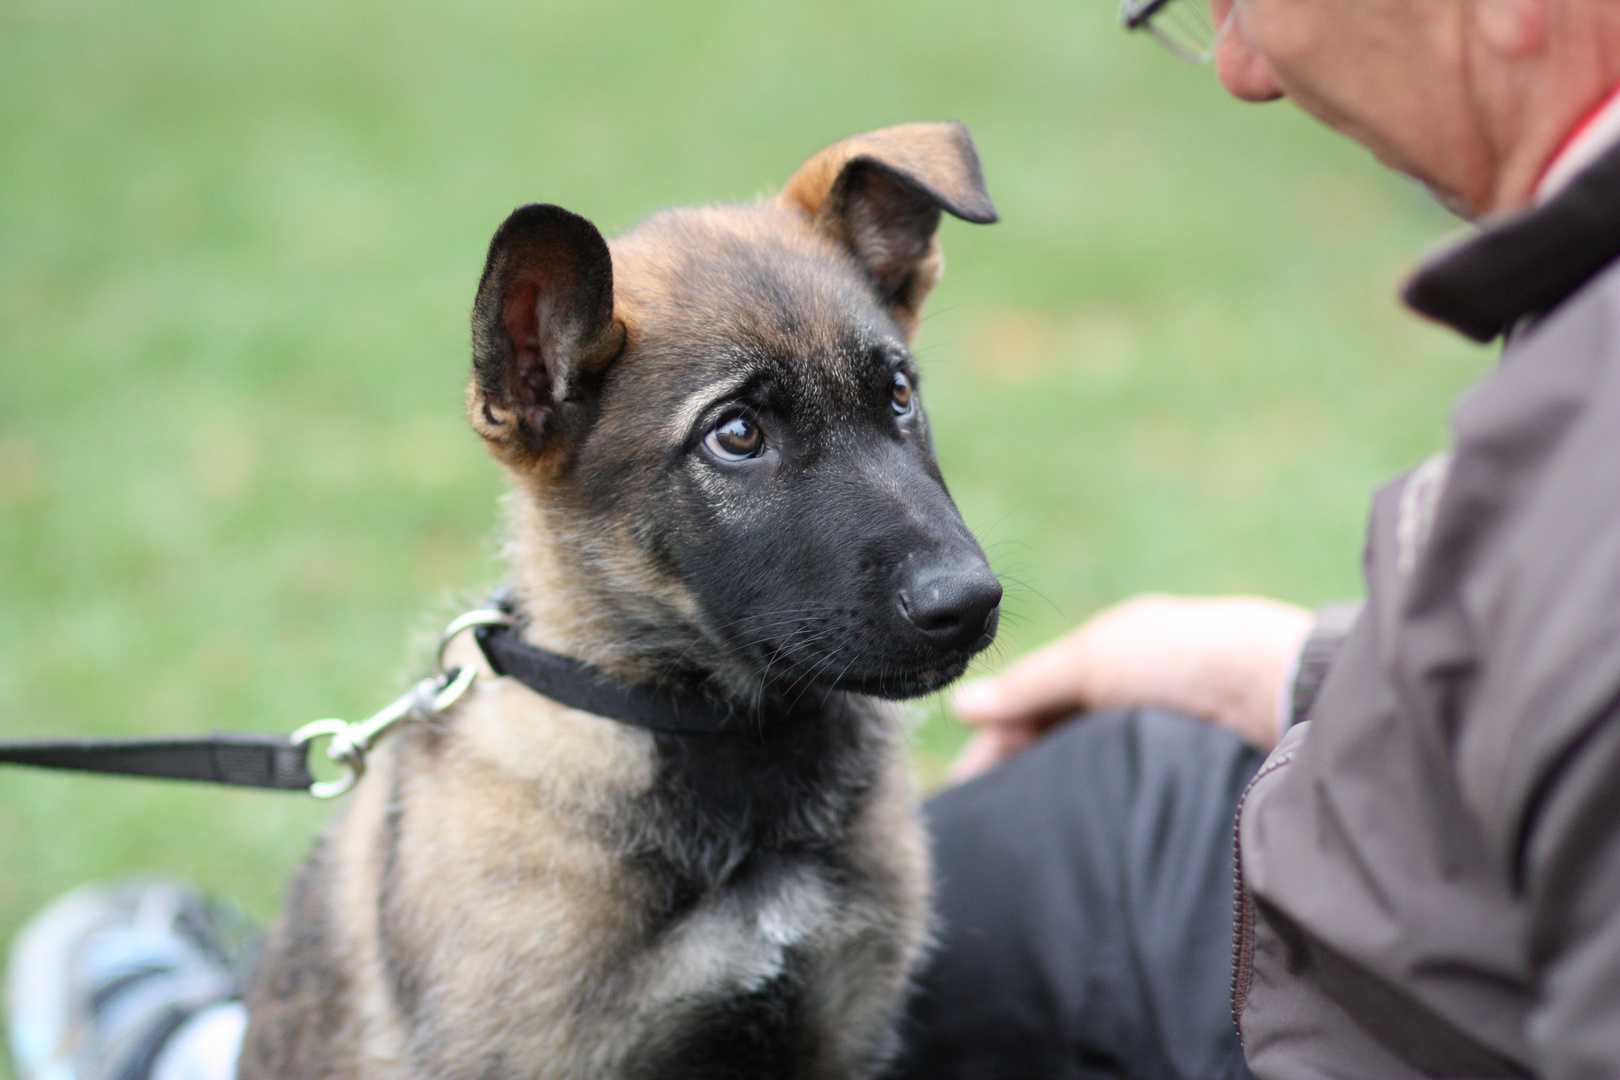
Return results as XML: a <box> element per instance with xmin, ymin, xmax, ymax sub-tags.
<box><xmin>1402</xmin><ymin>136</ymin><xmax>1620</xmax><ymax>343</ymax></box>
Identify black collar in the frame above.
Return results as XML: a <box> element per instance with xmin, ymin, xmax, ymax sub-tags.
<box><xmin>474</xmin><ymin>618</ymin><xmax>773</xmax><ymax>737</ymax></box>
<box><xmin>1403</xmin><ymin>136</ymin><xmax>1620</xmax><ymax>343</ymax></box>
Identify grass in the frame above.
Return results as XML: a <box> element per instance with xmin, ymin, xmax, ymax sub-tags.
<box><xmin>0</xmin><ymin>0</ymin><xmax>1490</xmax><ymax>1034</ymax></box>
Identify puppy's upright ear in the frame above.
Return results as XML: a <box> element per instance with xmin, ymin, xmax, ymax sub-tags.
<box><xmin>469</xmin><ymin>203</ymin><xmax>625</xmax><ymax>467</ymax></box>
<box><xmin>778</xmin><ymin>122</ymin><xmax>997</xmax><ymax>333</ymax></box>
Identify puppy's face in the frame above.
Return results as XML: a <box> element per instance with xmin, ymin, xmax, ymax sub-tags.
<box><xmin>470</xmin><ymin>125</ymin><xmax>1001</xmax><ymax>701</ymax></box>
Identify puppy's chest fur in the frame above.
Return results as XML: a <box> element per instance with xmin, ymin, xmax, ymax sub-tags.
<box><xmin>241</xmin><ymin>681</ymin><xmax>929</xmax><ymax>1080</ymax></box>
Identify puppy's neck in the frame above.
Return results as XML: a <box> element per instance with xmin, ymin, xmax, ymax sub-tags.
<box><xmin>500</xmin><ymin>487</ymin><xmax>767</xmax><ymax>705</ymax></box>
<box><xmin>491</xmin><ymin>483</ymin><xmax>899</xmax><ymax>888</ymax></box>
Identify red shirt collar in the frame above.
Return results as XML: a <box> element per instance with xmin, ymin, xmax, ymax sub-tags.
<box><xmin>1537</xmin><ymin>81</ymin><xmax>1620</xmax><ymax>196</ymax></box>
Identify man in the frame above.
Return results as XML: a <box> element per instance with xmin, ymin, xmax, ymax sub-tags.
<box><xmin>894</xmin><ymin>0</ymin><xmax>1620</xmax><ymax>1077</ymax></box>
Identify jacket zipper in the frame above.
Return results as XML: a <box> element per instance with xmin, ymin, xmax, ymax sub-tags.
<box><xmin>1230</xmin><ymin>746</ymin><xmax>1297</xmax><ymax>1038</ymax></box>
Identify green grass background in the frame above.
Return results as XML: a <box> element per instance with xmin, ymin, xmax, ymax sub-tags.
<box><xmin>1</xmin><ymin>0</ymin><xmax>1490</xmax><ymax>1030</ymax></box>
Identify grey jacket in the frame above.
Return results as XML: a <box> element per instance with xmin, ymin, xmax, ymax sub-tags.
<box><xmin>1235</xmin><ymin>142</ymin><xmax>1620</xmax><ymax>1079</ymax></box>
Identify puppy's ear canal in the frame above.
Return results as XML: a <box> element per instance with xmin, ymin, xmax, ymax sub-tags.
<box><xmin>778</xmin><ymin>122</ymin><xmax>997</xmax><ymax>333</ymax></box>
<box><xmin>469</xmin><ymin>203</ymin><xmax>625</xmax><ymax>466</ymax></box>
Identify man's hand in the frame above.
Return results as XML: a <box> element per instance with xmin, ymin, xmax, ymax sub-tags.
<box><xmin>949</xmin><ymin>594</ymin><xmax>1313</xmax><ymax>781</ymax></box>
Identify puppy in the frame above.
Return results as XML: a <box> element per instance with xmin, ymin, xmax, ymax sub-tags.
<box><xmin>239</xmin><ymin>122</ymin><xmax>1001</xmax><ymax>1080</ymax></box>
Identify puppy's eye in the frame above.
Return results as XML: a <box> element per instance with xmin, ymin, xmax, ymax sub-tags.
<box><xmin>891</xmin><ymin>371</ymin><xmax>915</xmax><ymax>417</ymax></box>
<box><xmin>704</xmin><ymin>415</ymin><xmax>763</xmax><ymax>461</ymax></box>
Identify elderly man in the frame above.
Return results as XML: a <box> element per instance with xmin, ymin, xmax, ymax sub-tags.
<box><xmin>896</xmin><ymin>0</ymin><xmax>1620</xmax><ymax>1078</ymax></box>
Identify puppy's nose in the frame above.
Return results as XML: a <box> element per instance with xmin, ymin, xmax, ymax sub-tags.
<box><xmin>898</xmin><ymin>563</ymin><xmax>1003</xmax><ymax>649</ymax></box>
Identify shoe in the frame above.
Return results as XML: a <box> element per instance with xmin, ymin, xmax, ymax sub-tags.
<box><xmin>7</xmin><ymin>880</ymin><xmax>257</xmax><ymax>1080</ymax></box>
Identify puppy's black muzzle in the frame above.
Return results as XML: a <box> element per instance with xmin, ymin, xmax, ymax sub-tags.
<box><xmin>689</xmin><ymin>430</ymin><xmax>1001</xmax><ymax>701</ymax></box>
<box><xmin>828</xmin><ymin>446</ymin><xmax>1002</xmax><ymax>697</ymax></box>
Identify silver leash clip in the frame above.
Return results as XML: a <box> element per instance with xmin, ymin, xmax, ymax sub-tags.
<box><xmin>291</xmin><ymin>605</ymin><xmax>516</xmax><ymax>798</ymax></box>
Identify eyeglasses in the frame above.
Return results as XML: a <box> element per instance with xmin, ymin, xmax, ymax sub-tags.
<box><xmin>1119</xmin><ymin>0</ymin><xmax>1238</xmax><ymax>65</ymax></box>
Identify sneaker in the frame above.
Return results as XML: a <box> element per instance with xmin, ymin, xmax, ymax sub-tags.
<box><xmin>7</xmin><ymin>880</ymin><xmax>257</xmax><ymax>1080</ymax></box>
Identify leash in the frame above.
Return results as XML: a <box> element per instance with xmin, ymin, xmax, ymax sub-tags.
<box><xmin>0</xmin><ymin>733</ymin><xmax>319</xmax><ymax>792</ymax></box>
<box><xmin>0</xmin><ymin>605</ymin><xmax>511</xmax><ymax>799</ymax></box>
<box><xmin>0</xmin><ymin>593</ymin><xmax>763</xmax><ymax>798</ymax></box>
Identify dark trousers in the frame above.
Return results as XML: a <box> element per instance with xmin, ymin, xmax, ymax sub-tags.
<box><xmin>890</xmin><ymin>708</ymin><xmax>1264</xmax><ymax>1080</ymax></box>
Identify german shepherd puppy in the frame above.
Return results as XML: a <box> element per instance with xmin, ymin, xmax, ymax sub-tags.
<box><xmin>239</xmin><ymin>123</ymin><xmax>1001</xmax><ymax>1080</ymax></box>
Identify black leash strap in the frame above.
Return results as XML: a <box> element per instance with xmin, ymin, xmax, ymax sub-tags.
<box><xmin>0</xmin><ymin>733</ymin><xmax>315</xmax><ymax>790</ymax></box>
<box><xmin>474</xmin><ymin>621</ymin><xmax>746</xmax><ymax>736</ymax></box>
<box><xmin>0</xmin><ymin>595</ymin><xmax>764</xmax><ymax>792</ymax></box>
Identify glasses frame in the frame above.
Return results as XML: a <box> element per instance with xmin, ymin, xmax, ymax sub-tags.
<box><xmin>1119</xmin><ymin>0</ymin><xmax>1239</xmax><ymax>65</ymax></box>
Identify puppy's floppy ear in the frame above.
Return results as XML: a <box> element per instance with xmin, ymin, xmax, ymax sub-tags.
<box><xmin>468</xmin><ymin>203</ymin><xmax>625</xmax><ymax>466</ymax></box>
<box><xmin>778</xmin><ymin>122</ymin><xmax>997</xmax><ymax>333</ymax></box>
